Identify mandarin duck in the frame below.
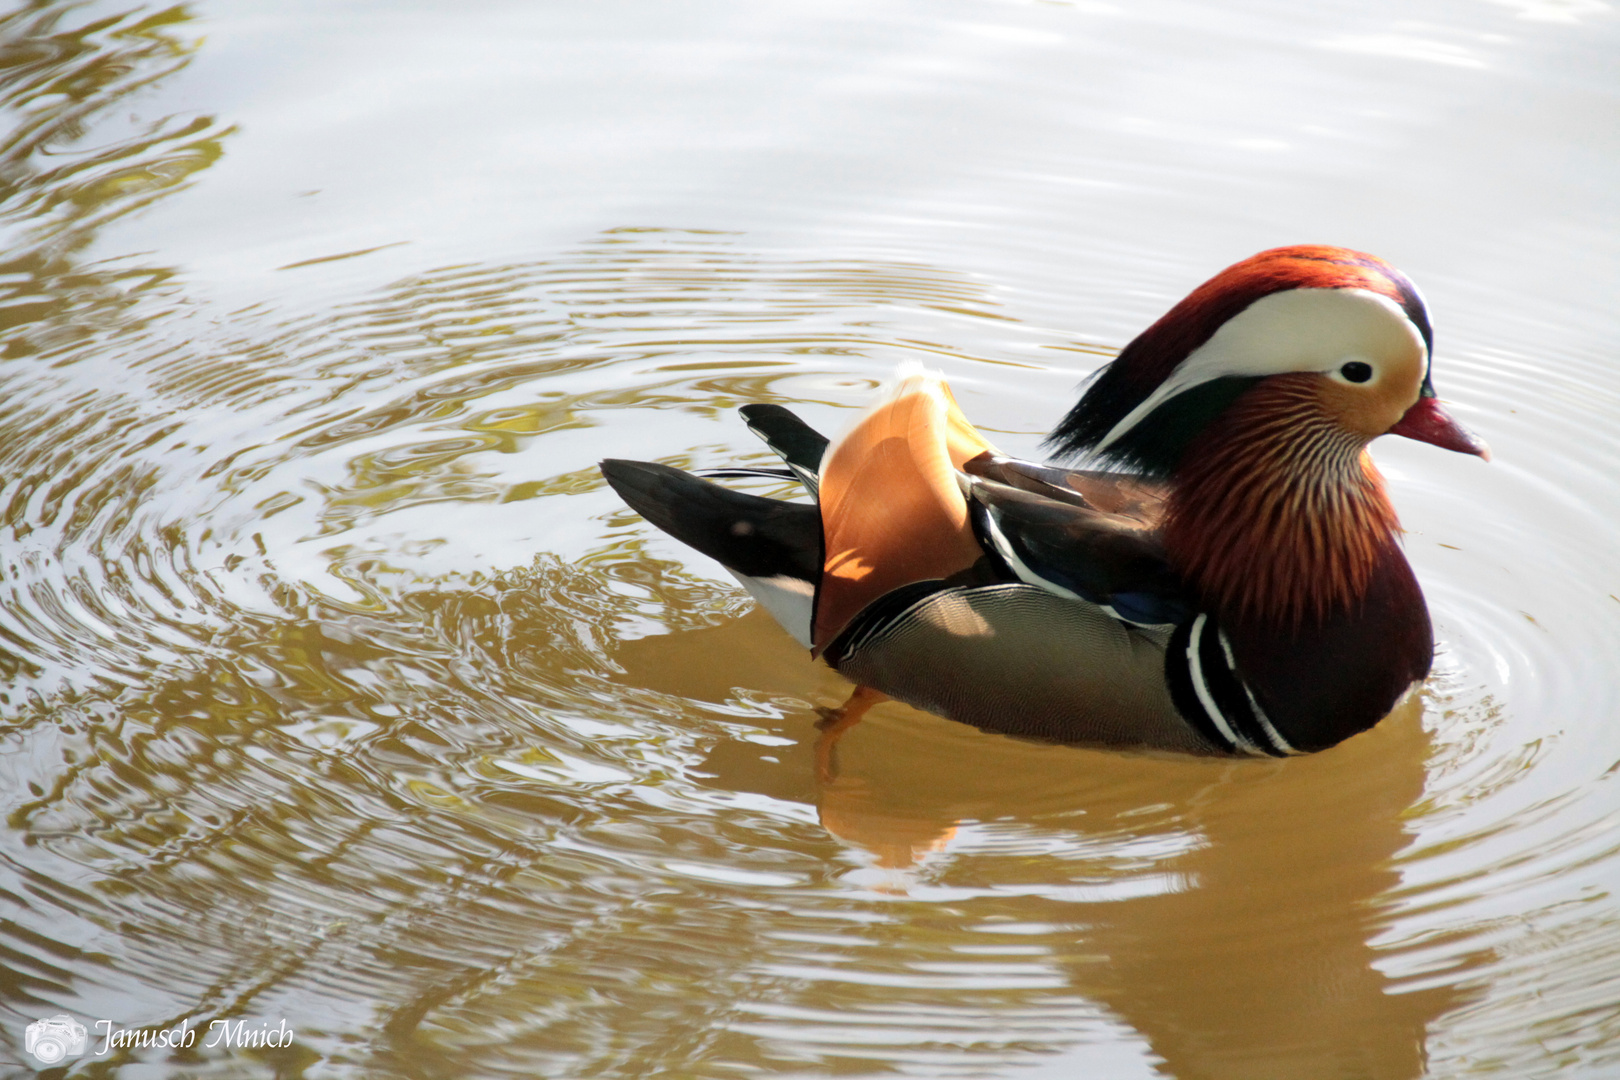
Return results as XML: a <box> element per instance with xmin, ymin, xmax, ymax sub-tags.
<box><xmin>601</xmin><ymin>246</ymin><xmax>1488</xmax><ymax>756</ymax></box>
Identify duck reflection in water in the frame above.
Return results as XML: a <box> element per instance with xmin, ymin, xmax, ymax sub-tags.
<box><xmin>615</xmin><ymin>607</ymin><xmax>1481</xmax><ymax>1080</ymax></box>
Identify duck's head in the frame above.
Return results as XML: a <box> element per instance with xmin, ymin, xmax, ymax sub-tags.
<box><xmin>1046</xmin><ymin>245</ymin><xmax>1489</xmax><ymax>475</ymax></box>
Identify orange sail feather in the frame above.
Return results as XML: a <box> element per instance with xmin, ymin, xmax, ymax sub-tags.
<box><xmin>814</xmin><ymin>372</ymin><xmax>995</xmax><ymax>652</ymax></box>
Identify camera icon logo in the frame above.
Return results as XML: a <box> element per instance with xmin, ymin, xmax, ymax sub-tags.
<box><xmin>25</xmin><ymin>1014</ymin><xmax>87</xmax><ymax>1065</ymax></box>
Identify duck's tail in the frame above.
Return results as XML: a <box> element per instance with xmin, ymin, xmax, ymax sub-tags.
<box><xmin>599</xmin><ymin>459</ymin><xmax>822</xmax><ymax>648</ymax></box>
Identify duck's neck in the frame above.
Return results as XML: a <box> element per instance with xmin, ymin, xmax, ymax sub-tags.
<box><xmin>1162</xmin><ymin>376</ymin><xmax>1403</xmax><ymax>629</ymax></box>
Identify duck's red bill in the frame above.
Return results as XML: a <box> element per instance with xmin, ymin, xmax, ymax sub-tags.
<box><xmin>1388</xmin><ymin>395</ymin><xmax>1491</xmax><ymax>460</ymax></box>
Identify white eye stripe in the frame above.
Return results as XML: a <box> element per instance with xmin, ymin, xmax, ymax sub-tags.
<box><xmin>1095</xmin><ymin>288</ymin><xmax>1423</xmax><ymax>454</ymax></box>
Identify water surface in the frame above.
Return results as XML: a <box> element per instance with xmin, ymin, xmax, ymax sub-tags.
<box><xmin>0</xmin><ymin>1</ymin><xmax>1617</xmax><ymax>1077</ymax></box>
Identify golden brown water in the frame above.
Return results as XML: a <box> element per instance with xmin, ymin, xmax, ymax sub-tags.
<box><xmin>1</xmin><ymin>1</ymin><xmax>1618</xmax><ymax>1077</ymax></box>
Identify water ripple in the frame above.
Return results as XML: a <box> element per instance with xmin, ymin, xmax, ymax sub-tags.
<box><xmin>0</xmin><ymin>3</ymin><xmax>1616</xmax><ymax>1075</ymax></box>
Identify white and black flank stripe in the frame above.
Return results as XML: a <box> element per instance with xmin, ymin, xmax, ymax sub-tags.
<box><xmin>1166</xmin><ymin>613</ymin><xmax>1298</xmax><ymax>757</ymax></box>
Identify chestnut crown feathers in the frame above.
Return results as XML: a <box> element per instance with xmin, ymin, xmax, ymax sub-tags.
<box><xmin>1045</xmin><ymin>245</ymin><xmax>1435</xmax><ymax>476</ymax></box>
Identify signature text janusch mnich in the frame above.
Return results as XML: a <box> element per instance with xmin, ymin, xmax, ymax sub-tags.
<box><xmin>94</xmin><ymin>1017</ymin><xmax>293</xmax><ymax>1054</ymax></box>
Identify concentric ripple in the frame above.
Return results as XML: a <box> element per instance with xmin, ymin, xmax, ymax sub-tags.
<box><xmin>1</xmin><ymin>1</ymin><xmax>1618</xmax><ymax>1078</ymax></box>
<box><xmin>4</xmin><ymin>227</ymin><xmax>1616</xmax><ymax>1076</ymax></box>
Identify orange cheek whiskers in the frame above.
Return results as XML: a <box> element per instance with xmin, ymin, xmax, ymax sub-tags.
<box><xmin>1163</xmin><ymin>378</ymin><xmax>1401</xmax><ymax>629</ymax></box>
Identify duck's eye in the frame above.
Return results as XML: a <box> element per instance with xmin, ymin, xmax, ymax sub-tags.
<box><xmin>1339</xmin><ymin>361</ymin><xmax>1373</xmax><ymax>384</ymax></box>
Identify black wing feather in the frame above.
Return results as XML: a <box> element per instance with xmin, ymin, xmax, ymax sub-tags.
<box><xmin>962</xmin><ymin>453</ymin><xmax>1166</xmax><ymax>522</ymax></box>
<box><xmin>738</xmin><ymin>404</ymin><xmax>829</xmax><ymax>494</ymax></box>
<box><xmin>963</xmin><ymin>475</ymin><xmax>1191</xmax><ymax>626</ymax></box>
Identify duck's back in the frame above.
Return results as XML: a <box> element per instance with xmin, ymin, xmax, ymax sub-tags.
<box><xmin>804</xmin><ymin>369</ymin><xmax>1206</xmax><ymax>750</ymax></box>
